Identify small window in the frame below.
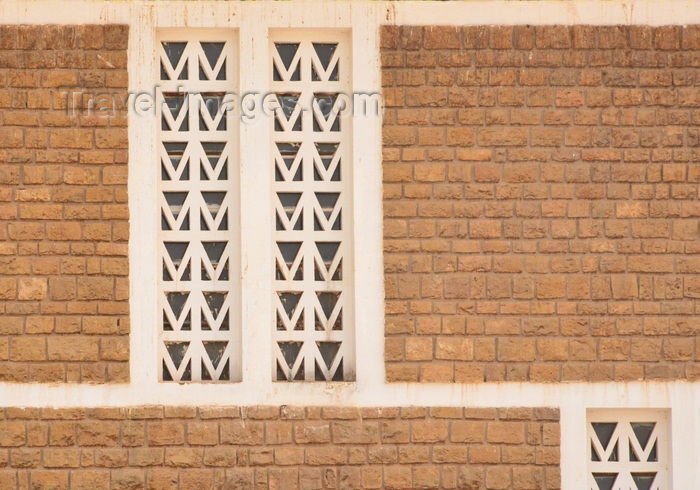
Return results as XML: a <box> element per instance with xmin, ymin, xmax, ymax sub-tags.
<box><xmin>587</xmin><ymin>409</ymin><xmax>670</xmax><ymax>490</ymax></box>
<box><xmin>157</xmin><ymin>30</ymin><xmax>241</xmax><ymax>382</ymax></box>
<box><xmin>270</xmin><ymin>30</ymin><xmax>355</xmax><ymax>381</ymax></box>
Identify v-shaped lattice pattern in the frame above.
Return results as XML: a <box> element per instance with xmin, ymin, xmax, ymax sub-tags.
<box><xmin>271</xmin><ymin>31</ymin><xmax>354</xmax><ymax>382</ymax></box>
<box><xmin>157</xmin><ymin>31</ymin><xmax>240</xmax><ymax>382</ymax></box>
<box><xmin>587</xmin><ymin>411</ymin><xmax>669</xmax><ymax>490</ymax></box>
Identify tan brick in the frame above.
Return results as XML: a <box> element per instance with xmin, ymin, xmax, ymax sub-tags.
<box><xmin>305</xmin><ymin>446</ymin><xmax>346</xmax><ymax>465</ymax></box>
<box><xmin>28</xmin><ymin>471</ymin><xmax>68</xmax><ymax>489</ymax></box>
<box><xmin>44</xmin><ymin>448</ymin><xmax>80</xmax><ymax>468</ymax></box>
<box><xmin>164</xmin><ymin>448</ymin><xmax>203</xmax><ymax>468</ymax></box>
<box><xmin>220</xmin><ymin>420</ymin><xmax>263</xmax><ymax>445</ymax></box>
<box><xmin>71</xmin><ymin>470</ymin><xmax>110</xmax><ymax>490</ymax></box>
<box><xmin>10</xmin><ymin>337</ymin><xmax>45</xmax><ymax>362</ymax></box>
<box><xmin>76</xmin><ymin>422</ymin><xmax>120</xmax><ymax>446</ymax></box>
<box><xmin>47</xmin><ymin>337</ymin><xmax>98</xmax><ymax>362</ymax></box>
<box><xmin>17</xmin><ymin>278</ymin><xmax>47</xmax><ymax>300</ymax></box>
<box><xmin>128</xmin><ymin>448</ymin><xmax>164</xmax><ymax>466</ymax></box>
<box><xmin>49</xmin><ymin>129</ymin><xmax>93</xmax><ymax>149</ymax></box>
<box><xmin>0</xmin><ymin>422</ymin><xmax>25</xmax><ymax>447</ymax></box>
<box><xmin>411</xmin><ymin>421</ymin><xmax>448</xmax><ymax>443</ymax></box>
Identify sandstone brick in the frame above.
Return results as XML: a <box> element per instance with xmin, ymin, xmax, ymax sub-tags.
<box><xmin>76</xmin><ymin>422</ymin><xmax>119</xmax><ymax>446</ymax></box>
<box><xmin>0</xmin><ymin>422</ymin><xmax>25</xmax><ymax>447</ymax></box>
<box><xmin>332</xmin><ymin>422</ymin><xmax>379</xmax><ymax>444</ymax></box>
<box><xmin>411</xmin><ymin>421</ymin><xmax>448</xmax><ymax>443</ymax></box>
<box><xmin>71</xmin><ymin>470</ymin><xmax>110</xmax><ymax>490</ymax></box>
<box><xmin>0</xmin><ymin>24</ymin><xmax>129</xmax><ymax>383</ymax></box>
<box><xmin>305</xmin><ymin>446</ymin><xmax>346</xmax><ymax>465</ymax></box>
<box><xmin>164</xmin><ymin>448</ymin><xmax>203</xmax><ymax>468</ymax></box>
<box><xmin>143</xmin><ymin>422</ymin><xmax>185</xmax><ymax>448</ymax></box>
<box><xmin>17</xmin><ymin>278</ymin><xmax>47</xmax><ymax>301</ymax></box>
<box><xmin>128</xmin><ymin>448</ymin><xmax>163</xmax><ymax>467</ymax></box>
<box><xmin>9</xmin><ymin>338</ymin><xmax>46</xmax><ymax>362</ymax></box>
<box><xmin>28</xmin><ymin>471</ymin><xmax>68</xmax><ymax>489</ymax></box>
<box><xmin>47</xmin><ymin>337</ymin><xmax>98</xmax><ymax>362</ymax></box>
<box><xmin>44</xmin><ymin>448</ymin><xmax>80</xmax><ymax>468</ymax></box>
<box><xmin>220</xmin><ymin>421</ymin><xmax>263</xmax><ymax>445</ymax></box>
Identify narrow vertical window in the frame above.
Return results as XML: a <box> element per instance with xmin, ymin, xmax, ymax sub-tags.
<box><xmin>157</xmin><ymin>31</ymin><xmax>240</xmax><ymax>382</ymax></box>
<box><xmin>587</xmin><ymin>410</ymin><xmax>670</xmax><ymax>490</ymax></box>
<box><xmin>271</xmin><ymin>31</ymin><xmax>355</xmax><ymax>381</ymax></box>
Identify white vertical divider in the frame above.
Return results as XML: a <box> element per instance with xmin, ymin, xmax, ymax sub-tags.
<box><xmin>351</xmin><ymin>6</ymin><xmax>385</xmax><ymax>393</ymax></box>
<box><xmin>560</xmin><ymin>392</ymin><xmax>588</xmax><ymax>488</ymax></box>
<box><xmin>239</xmin><ymin>8</ymin><xmax>273</xmax><ymax>393</ymax></box>
<box><xmin>129</xmin><ymin>7</ymin><xmax>158</xmax><ymax>390</ymax></box>
<box><xmin>669</xmin><ymin>389</ymin><xmax>698</xmax><ymax>489</ymax></box>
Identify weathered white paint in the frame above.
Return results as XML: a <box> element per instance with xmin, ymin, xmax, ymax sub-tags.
<box><xmin>2</xmin><ymin>2</ymin><xmax>700</xmax><ymax>488</ymax></box>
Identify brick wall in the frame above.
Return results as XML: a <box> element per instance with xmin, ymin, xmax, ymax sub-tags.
<box><xmin>382</xmin><ymin>25</ymin><xmax>700</xmax><ymax>382</ymax></box>
<box><xmin>0</xmin><ymin>25</ymin><xmax>129</xmax><ymax>382</ymax></box>
<box><xmin>0</xmin><ymin>405</ymin><xmax>559</xmax><ymax>489</ymax></box>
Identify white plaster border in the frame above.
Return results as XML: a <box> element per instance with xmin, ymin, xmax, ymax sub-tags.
<box><xmin>1</xmin><ymin>2</ymin><xmax>699</xmax><ymax>488</ymax></box>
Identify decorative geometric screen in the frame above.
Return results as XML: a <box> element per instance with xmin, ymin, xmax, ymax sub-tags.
<box><xmin>157</xmin><ymin>31</ymin><xmax>240</xmax><ymax>382</ymax></box>
<box><xmin>271</xmin><ymin>31</ymin><xmax>355</xmax><ymax>381</ymax></box>
<box><xmin>587</xmin><ymin>410</ymin><xmax>670</xmax><ymax>490</ymax></box>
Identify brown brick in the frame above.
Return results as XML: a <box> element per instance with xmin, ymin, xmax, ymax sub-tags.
<box><xmin>0</xmin><ymin>422</ymin><xmax>25</xmax><ymax>447</ymax></box>
<box><xmin>10</xmin><ymin>338</ymin><xmax>45</xmax><ymax>362</ymax></box>
<box><xmin>146</xmin><ymin>422</ymin><xmax>184</xmax><ymax>446</ymax></box>
<box><xmin>384</xmin><ymin>24</ymin><xmax>700</xmax><ymax>390</ymax></box>
<box><xmin>76</xmin><ymin>422</ymin><xmax>119</xmax><ymax>446</ymax></box>
<box><xmin>47</xmin><ymin>338</ymin><xmax>98</xmax><ymax>362</ymax></box>
<box><xmin>16</xmin><ymin>277</ymin><xmax>47</xmax><ymax>300</ymax></box>
<box><xmin>220</xmin><ymin>421</ymin><xmax>263</xmax><ymax>445</ymax></box>
<box><xmin>411</xmin><ymin>421</ymin><xmax>448</xmax><ymax>443</ymax></box>
<box><xmin>28</xmin><ymin>471</ymin><xmax>68</xmax><ymax>488</ymax></box>
<box><xmin>293</xmin><ymin>422</ymin><xmax>330</xmax><ymax>444</ymax></box>
<box><xmin>0</xmin><ymin>24</ymin><xmax>129</xmax><ymax>383</ymax></box>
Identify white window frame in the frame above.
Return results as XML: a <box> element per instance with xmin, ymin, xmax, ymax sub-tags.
<box><xmin>127</xmin><ymin>7</ymin><xmax>382</xmax><ymax>395</ymax></box>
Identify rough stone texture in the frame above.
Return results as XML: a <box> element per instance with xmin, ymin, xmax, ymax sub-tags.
<box><xmin>382</xmin><ymin>25</ymin><xmax>700</xmax><ymax>382</ymax></box>
<box><xmin>0</xmin><ymin>25</ymin><xmax>129</xmax><ymax>382</ymax></box>
<box><xmin>0</xmin><ymin>405</ymin><xmax>560</xmax><ymax>489</ymax></box>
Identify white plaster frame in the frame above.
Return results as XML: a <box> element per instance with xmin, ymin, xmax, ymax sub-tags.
<box><xmin>2</xmin><ymin>2</ymin><xmax>700</xmax><ymax>489</ymax></box>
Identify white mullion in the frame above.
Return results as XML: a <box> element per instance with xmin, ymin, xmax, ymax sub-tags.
<box><xmin>239</xmin><ymin>12</ymin><xmax>272</xmax><ymax>387</ymax></box>
<box><xmin>302</xmin><ymin>73</ymin><xmax>319</xmax><ymax>381</ymax></box>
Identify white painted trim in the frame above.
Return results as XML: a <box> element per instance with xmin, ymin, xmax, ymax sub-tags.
<box><xmin>2</xmin><ymin>2</ymin><xmax>700</xmax><ymax>488</ymax></box>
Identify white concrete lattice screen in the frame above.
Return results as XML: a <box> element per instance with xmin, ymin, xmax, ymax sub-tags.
<box><xmin>271</xmin><ymin>30</ymin><xmax>355</xmax><ymax>381</ymax></box>
<box><xmin>157</xmin><ymin>30</ymin><xmax>242</xmax><ymax>382</ymax></box>
<box><xmin>588</xmin><ymin>409</ymin><xmax>670</xmax><ymax>490</ymax></box>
